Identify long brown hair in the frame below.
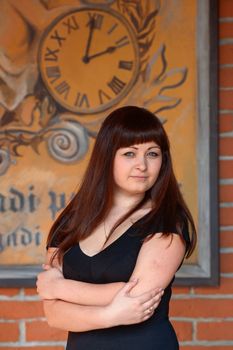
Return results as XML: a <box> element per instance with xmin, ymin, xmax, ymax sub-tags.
<box><xmin>47</xmin><ymin>106</ymin><xmax>196</xmax><ymax>262</ymax></box>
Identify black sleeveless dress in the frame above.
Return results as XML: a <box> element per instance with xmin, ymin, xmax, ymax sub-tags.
<box><xmin>51</xmin><ymin>215</ymin><xmax>190</xmax><ymax>350</ymax></box>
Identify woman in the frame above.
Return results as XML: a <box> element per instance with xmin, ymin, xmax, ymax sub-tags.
<box><xmin>37</xmin><ymin>105</ymin><xmax>196</xmax><ymax>349</ymax></box>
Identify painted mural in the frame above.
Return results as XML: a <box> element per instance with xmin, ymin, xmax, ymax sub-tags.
<box><xmin>0</xmin><ymin>0</ymin><xmax>197</xmax><ymax>265</ymax></box>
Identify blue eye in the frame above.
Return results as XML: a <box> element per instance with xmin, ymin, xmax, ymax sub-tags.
<box><xmin>123</xmin><ymin>152</ymin><xmax>135</xmax><ymax>157</ymax></box>
<box><xmin>147</xmin><ymin>151</ymin><xmax>159</xmax><ymax>157</ymax></box>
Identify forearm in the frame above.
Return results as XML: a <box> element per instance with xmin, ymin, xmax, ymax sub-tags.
<box><xmin>38</xmin><ymin>251</ymin><xmax>126</xmax><ymax>305</ymax></box>
<box><xmin>43</xmin><ymin>299</ymin><xmax>113</xmax><ymax>332</ymax></box>
<box><xmin>56</xmin><ymin>279</ymin><xmax>125</xmax><ymax>305</ymax></box>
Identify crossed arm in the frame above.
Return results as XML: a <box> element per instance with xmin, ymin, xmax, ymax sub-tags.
<box><xmin>37</xmin><ymin>233</ymin><xmax>185</xmax><ymax>332</ymax></box>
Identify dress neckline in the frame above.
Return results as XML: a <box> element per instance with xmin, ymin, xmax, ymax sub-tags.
<box><xmin>78</xmin><ymin>211</ymin><xmax>151</xmax><ymax>258</ymax></box>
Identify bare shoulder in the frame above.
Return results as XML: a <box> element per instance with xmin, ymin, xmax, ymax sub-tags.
<box><xmin>140</xmin><ymin>232</ymin><xmax>186</xmax><ymax>264</ymax></box>
<box><xmin>143</xmin><ymin>231</ymin><xmax>185</xmax><ymax>250</ymax></box>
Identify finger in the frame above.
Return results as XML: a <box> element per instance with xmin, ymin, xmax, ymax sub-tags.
<box><xmin>143</xmin><ymin>300</ymin><xmax>159</xmax><ymax>313</ymax></box>
<box><xmin>142</xmin><ymin>312</ymin><xmax>154</xmax><ymax>322</ymax></box>
<box><xmin>142</xmin><ymin>304</ymin><xmax>156</xmax><ymax>319</ymax></box>
<box><xmin>142</xmin><ymin>292</ymin><xmax>163</xmax><ymax>309</ymax></box>
<box><xmin>135</xmin><ymin>289</ymin><xmax>160</xmax><ymax>304</ymax></box>
<box><xmin>140</xmin><ymin>288</ymin><xmax>164</xmax><ymax>305</ymax></box>
<box><xmin>120</xmin><ymin>279</ymin><xmax>138</xmax><ymax>295</ymax></box>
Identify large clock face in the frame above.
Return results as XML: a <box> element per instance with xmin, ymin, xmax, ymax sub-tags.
<box><xmin>39</xmin><ymin>8</ymin><xmax>140</xmax><ymax>114</ymax></box>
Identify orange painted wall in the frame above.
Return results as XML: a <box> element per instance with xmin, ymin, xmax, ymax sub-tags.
<box><xmin>0</xmin><ymin>1</ymin><xmax>233</xmax><ymax>349</ymax></box>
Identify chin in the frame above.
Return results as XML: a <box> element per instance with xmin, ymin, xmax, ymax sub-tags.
<box><xmin>127</xmin><ymin>186</ymin><xmax>150</xmax><ymax>195</ymax></box>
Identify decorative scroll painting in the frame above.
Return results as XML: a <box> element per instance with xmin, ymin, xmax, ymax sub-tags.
<box><xmin>0</xmin><ymin>0</ymin><xmax>199</xmax><ymax>281</ymax></box>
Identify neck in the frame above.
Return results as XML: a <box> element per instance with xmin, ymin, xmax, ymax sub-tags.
<box><xmin>112</xmin><ymin>190</ymin><xmax>145</xmax><ymax>211</ymax></box>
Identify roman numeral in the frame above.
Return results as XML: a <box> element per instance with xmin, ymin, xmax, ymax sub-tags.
<box><xmin>50</xmin><ymin>30</ymin><xmax>66</xmax><ymax>47</ymax></box>
<box><xmin>108</xmin><ymin>23</ymin><xmax>118</xmax><ymax>35</ymax></box>
<box><xmin>119</xmin><ymin>60</ymin><xmax>133</xmax><ymax>71</ymax></box>
<box><xmin>46</xmin><ymin>66</ymin><xmax>61</xmax><ymax>84</ymax></box>
<box><xmin>87</xmin><ymin>12</ymin><xmax>104</xmax><ymax>29</ymax></box>
<box><xmin>55</xmin><ymin>81</ymin><xmax>70</xmax><ymax>100</ymax></box>
<box><xmin>63</xmin><ymin>15</ymin><xmax>79</xmax><ymax>34</ymax></box>
<box><xmin>44</xmin><ymin>47</ymin><xmax>59</xmax><ymax>61</ymax></box>
<box><xmin>74</xmin><ymin>93</ymin><xmax>90</xmax><ymax>108</ymax></box>
<box><xmin>115</xmin><ymin>36</ymin><xmax>130</xmax><ymax>48</ymax></box>
<box><xmin>98</xmin><ymin>89</ymin><xmax>111</xmax><ymax>105</ymax></box>
<box><xmin>108</xmin><ymin>76</ymin><xmax>126</xmax><ymax>95</ymax></box>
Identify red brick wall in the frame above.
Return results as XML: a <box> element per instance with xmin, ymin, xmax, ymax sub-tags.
<box><xmin>169</xmin><ymin>1</ymin><xmax>233</xmax><ymax>349</ymax></box>
<box><xmin>0</xmin><ymin>1</ymin><xmax>232</xmax><ymax>349</ymax></box>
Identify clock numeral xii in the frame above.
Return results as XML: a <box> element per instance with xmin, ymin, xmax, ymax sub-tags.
<box><xmin>87</xmin><ymin>12</ymin><xmax>104</xmax><ymax>29</ymax></box>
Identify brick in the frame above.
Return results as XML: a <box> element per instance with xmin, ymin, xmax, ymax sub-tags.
<box><xmin>220</xmin><ymin>184</ymin><xmax>233</xmax><ymax>201</ymax></box>
<box><xmin>173</xmin><ymin>286</ymin><xmax>191</xmax><ymax>294</ymax></box>
<box><xmin>219</xmin><ymin>90</ymin><xmax>233</xmax><ymax>109</ymax></box>
<box><xmin>220</xmin><ymin>22</ymin><xmax>233</xmax><ymax>40</ymax></box>
<box><xmin>219</xmin><ymin>160</ymin><xmax>233</xmax><ymax>179</ymax></box>
<box><xmin>220</xmin><ymin>207</ymin><xmax>233</xmax><ymax>226</ymax></box>
<box><xmin>26</xmin><ymin>320</ymin><xmax>67</xmax><ymax>341</ymax></box>
<box><xmin>221</xmin><ymin>230</ymin><xmax>233</xmax><ymax>247</ymax></box>
<box><xmin>0</xmin><ymin>322</ymin><xmax>19</xmax><ymax>341</ymax></box>
<box><xmin>219</xmin><ymin>137</ymin><xmax>233</xmax><ymax>156</ymax></box>
<box><xmin>170</xmin><ymin>299</ymin><xmax>233</xmax><ymax>317</ymax></box>
<box><xmin>197</xmin><ymin>321</ymin><xmax>233</xmax><ymax>340</ymax></box>
<box><xmin>219</xmin><ymin>114</ymin><xmax>233</xmax><ymax>133</ymax></box>
<box><xmin>24</xmin><ymin>288</ymin><xmax>38</xmax><ymax>296</ymax></box>
<box><xmin>220</xmin><ymin>45</ymin><xmax>233</xmax><ymax>65</ymax></box>
<box><xmin>221</xmin><ymin>252</ymin><xmax>233</xmax><ymax>273</ymax></box>
<box><xmin>181</xmin><ymin>347</ymin><xmax>233</xmax><ymax>350</ymax></box>
<box><xmin>171</xmin><ymin>321</ymin><xmax>192</xmax><ymax>341</ymax></box>
<box><xmin>0</xmin><ymin>301</ymin><xmax>44</xmax><ymax>319</ymax></box>
<box><xmin>0</xmin><ymin>288</ymin><xmax>20</xmax><ymax>297</ymax></box>
<box><xmin>220</xmin><ymin>67</ymin><xmax>233</xmax><ymax>87</ymax></box>
<box><xmin>220</xmin><ymin>0</ymin><xmax>233</xmax><ymax>17</ymax></box>
<box><xmin>194</xmin><ymin>276</ymin><xmax>233</xmax><ymax>294</ymax></box>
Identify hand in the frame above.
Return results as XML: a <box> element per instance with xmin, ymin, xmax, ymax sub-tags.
<box><xmin>36</xmin><ymin>265</ymin><xmax>63</xmax><ymax>300</ymax></box>
<box><xmin>83</xmin><ymin>17</ymin><xmax>95</xmax><ymax>63</ymax></box>
<box><xmin>86</xmin><ymin>45</ymin><xmax>117</xmax><ymax>61</ymax></box>
<box><xmin>105</xmin><ymin>280</ymin><xmax>164</xmax><ymax>327</ymax></box>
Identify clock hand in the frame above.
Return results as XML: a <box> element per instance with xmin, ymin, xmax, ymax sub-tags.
<box><xmin>83</xmin><ymin>18</ymin><xmax>95</xmax><ymax>63</ymax></box>
<box><xmin>87</xmin><ymin>45</ymin><xmax>118</xmax><ymax>61</ymax></box>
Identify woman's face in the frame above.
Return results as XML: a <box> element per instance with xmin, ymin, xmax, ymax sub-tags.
<box><xmin>113</xmin><ymin>141</ymin><xmax>162</xmax><ymax>196</ymax></box>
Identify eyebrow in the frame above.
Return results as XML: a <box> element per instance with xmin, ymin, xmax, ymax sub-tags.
<box><xmin>127</xmin><ymin>146</ymin><xmax>161</xmax><ymax>150</ymax></box>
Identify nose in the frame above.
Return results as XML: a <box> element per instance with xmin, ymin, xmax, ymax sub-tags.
<box><xmin>136</xmin><ymin>156</ymin><xmax>147</xmax><ymax>171</ymax></box>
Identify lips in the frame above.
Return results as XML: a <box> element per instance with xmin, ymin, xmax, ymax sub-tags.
<box><xmin>130</xmin><ymin>176</ymin><xmax>148</xmax><ymax>180</ymax></box>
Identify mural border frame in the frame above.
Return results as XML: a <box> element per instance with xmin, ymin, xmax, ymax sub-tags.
<box><xmin>0</xmin><ymin>0</ymin><xmax>219</xmax><ymax>287</ymax></box>
<box><xmin>175</xmin><ymin>0</ymin><xmax>219</xmax><ymax>286</ymax></box>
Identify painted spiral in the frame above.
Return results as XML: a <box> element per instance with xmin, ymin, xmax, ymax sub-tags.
<box><xmin>47</xmin><ymin>120</ymin><xmax>89</xmax><ymax>163</ymax></box>
<box><xmin>0</xmin><ymin>148</ymin><xmax>10</xmax><ymax>176</ymax></box>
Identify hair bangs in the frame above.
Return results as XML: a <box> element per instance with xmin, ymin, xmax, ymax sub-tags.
<box><xmin>116</xmin><ymin>127</ymin><xmax>161</xmax><ymax>149</ymax></box>
<box><xmin>116</xmin><ymin>124</ymin><xmax>165</xmax><ymax>149</ymax></box>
